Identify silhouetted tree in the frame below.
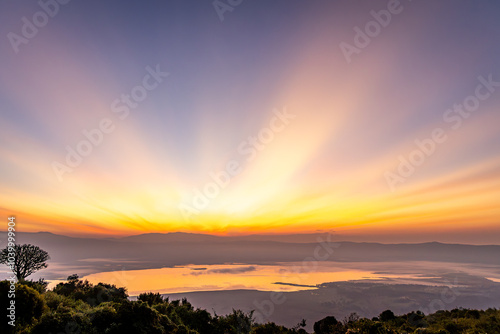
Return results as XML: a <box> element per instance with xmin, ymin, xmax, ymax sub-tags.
<box><xmin>314</xmin><ymin>315</ymin><xmax>343</xmax><ymax>334</ymax></box>
<box><xmin>0</xmin><ymin>244</ymin><xmax>50</xmax><ymax>281</ymax></box>
<box><xmin>215</xmin><ymin>309</ymin><xmax>253</xmax><ymax>333</ymax></box>
<box><xmin>138</xmin><ymin>291</ymin><xmax>164</xmax><ymax>305</ymax></box>
<box><xmin>53</xmin><ymin>274</ymin><xmax>128</xmax><ymax>306</ymax></box>
<box><xmin>293</xmin><ymin>318</ymin><xmax>307</xmax><ymax>331</ymax></box>
<box><xmin>253</xmin><ymin>322</ymin><xmax>292</xmax><ymax>333</ymax></box>
<box><xmin>344</xmin><ymin>312</ymin><xmax>360</xmax><ymax>325</ymax></box>
<box><xmin>380</xmin><ymin>310</ymin><xmax>396</xmax><ymax>322</ymax></box>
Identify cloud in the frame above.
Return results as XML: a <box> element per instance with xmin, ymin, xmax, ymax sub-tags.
<box><xmin>190</xmin><ymin>266</ymin><xmax>257</xmax><ymax>276</ymax></box>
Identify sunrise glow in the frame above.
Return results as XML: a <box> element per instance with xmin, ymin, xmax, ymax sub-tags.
<box><xmin>0</xmin><ymin>1</ymin><xmax>499</xmax><ymax>242</ymax></box>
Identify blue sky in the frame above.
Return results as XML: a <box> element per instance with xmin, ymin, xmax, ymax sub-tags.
<box><xmin>0</xmin><ymin>0</ymin><xmax>499</xmax><ymax>241</ymax></box>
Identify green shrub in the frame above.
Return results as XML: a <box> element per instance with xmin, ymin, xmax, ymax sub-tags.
<box><xmin>0</xmin><ymin>280</ymin><xmax>46</xmax><ymax>333</ymax></box>
<box><xmin>138</xmin><ymin>291</ymin><xmax>164</xmax><ymax>305</ymax></box>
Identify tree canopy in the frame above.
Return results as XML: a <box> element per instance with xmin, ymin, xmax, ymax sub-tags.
<box><xmin>0</xmin><ymin>244</ymin><xmax>50</xmax><ymax>281</ymax></box>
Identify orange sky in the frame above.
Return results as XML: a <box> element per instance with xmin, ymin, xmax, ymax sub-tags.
<box><xmin>1</xmin><ymin>1</ymin><xmax>499</xmax><ymax>242</ymax></box>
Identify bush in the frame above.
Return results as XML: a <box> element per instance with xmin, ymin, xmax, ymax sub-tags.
<box><xmin>0</xmin><ymin>281</ymin><xmax>46</xmax><ymax>333</ymax></box>
<box><xmin>314</xmin><ymin>316</ymin><xmax>344</xmax><ymax>334</ymax></box>
<box><xmin>215</xmin><ymin>309</ymin><xmax>253</xmax><ymax>334</ymax></box>
<box><xmin>53</xmin><ymin>274</ymin><xmax>128</xmax><ymax>306</ymax></box>
<box><xmin>138</xmin><ymin>291</ymin><xmax>164</xmax><ymax>305</ymax></box>
<box><xmin>29</xmin><ymin>309</ymin><xmax>90</xmax><ymax>334</ymax></box>
<box><xmin>19</xmin><ymin>278</ymin><xmax>49</xmax><ymax>294</ymax></box>
<box><xmin>254</xmin><ymin>322</ymin><xmax>294</xmax><ymax>333</ymax></box>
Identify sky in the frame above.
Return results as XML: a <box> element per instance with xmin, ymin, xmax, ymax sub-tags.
<box><xmin>0</xmin><ymin>0</ymin><xmax>499</xmax><ymax>241</ymax></box>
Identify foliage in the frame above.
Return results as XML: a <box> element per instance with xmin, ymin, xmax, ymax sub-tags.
<box><xmin>19</xmin><ymin>278</ymin><xmax>49</xmax><ymax>294</ymax></box>
<box><xmin>313</xmin><ymin>308</ymin><xmax>500</xmax><ymax>334</ymax></box>
<box><xmin>314</xmin><ymin>316</ymin><xmax>343</xmax><ymax>334</ymax></box>
<box><xmin>52</xmin><ymin>274</ymin><xmax>128</xmax><ymax>306</ymax></box>
<box><xmin>379</xmin><ymin>309</ymin><xmax>396</xmax><ymax>322</ymax></box>
<box><xmin>0</xmin><ymin>281</ymin><xmax>46</xmax><ymax>334</ymax></box>
<box><xmin>138</xmin><ymin>291</ymin><xmax>165</xmax><ymax>305</ymax></box>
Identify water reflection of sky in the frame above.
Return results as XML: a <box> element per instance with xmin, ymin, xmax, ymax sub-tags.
<box><xmin>72</xmin><ymin>261</ymin><xmax>500</xmax><ymax>296</ymax></box>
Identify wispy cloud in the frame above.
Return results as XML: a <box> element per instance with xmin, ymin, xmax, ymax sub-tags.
<box><xmin>190</xmin><ymin>266</ymin><xmax>257</xmax><ymax>276</ymax></box>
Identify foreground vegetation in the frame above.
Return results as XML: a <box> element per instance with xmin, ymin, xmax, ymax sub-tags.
<box><xmin>1</xmin><ymin>276</ymin><xmax>499</xmax><ymax>333</ymax></box>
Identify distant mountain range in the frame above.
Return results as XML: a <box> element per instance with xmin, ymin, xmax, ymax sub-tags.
<box><xmin>1</xmin><ymin>231</ymin><xmax>500</xmax><ymax>280</ymax></box>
